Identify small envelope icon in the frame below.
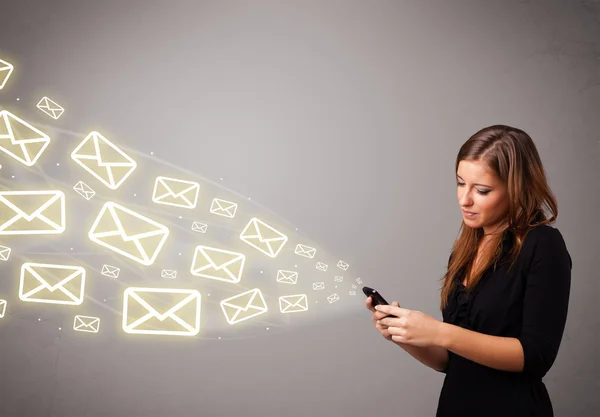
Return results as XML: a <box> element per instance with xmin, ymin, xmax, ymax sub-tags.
<box><xmin>351</xmin><ymin>284</ymin><xmax>357</xmax><ymax>289</ymax></box>
<box><xmin>279</xmin><ymin>294</ymin><xmax>308</xmax><ymax>314</ymax></box>
<box><xmin>349</xmin><ymin>291</ymin><xmax>356</xmax><ymax>296</ymax></box>
<box><xmin>240</xmin><ymin>218</ymin><xmax>288</xmax><ymax>258</ymax></box>
<box><xmin>89</xmin><ymin>202</ymin><xmax>169</xmax><ymax>266</ymax></box>
<box><xmin>71</xmin><ymin>131</ymin><xmax>137</xmax><ymax>190</ymax></box>
<box><xmin>0</xmin><ymin>190</ymin><xmax>65</xmax><ymax>235</ymax></box>
<box><xmin>19</xmin><ymin>263</ymin><xmax>86</xmax><ymax>305</ymax></box>
<box><xmin>101</xmin><ymin>264</ymin><xmax>120</xmax><ymax>279</ymax></box>
<box><xmin>190</xmin><ymin>245</ymin><xmax>245</xmax><ymax>283</ymax></box>
<box><xmin>327</xmin><ymin>293</ymin><xmax>340</xmax><ymax>304</ymax></box>
<box><xmin>277</xmin><ymin>270</ymin><xmax>298</xmax><ymax>284</ymax></box>
<box><xmin>191</xmin><ymin>221</ymin><xmax>207</xmax><ymax>233</ymax></box>
<box><xmin>73</xmin><ymin>181</ymin><xmax>95</xmax><ymax>200</ymax></box>
<box><xmin>356</xmin><ymin>278</ymin><xmax>363</xmax><ymax>285</ymax></box>
<box><xmin>334</xmin><ymin>276</ymin><xmax>343</xmax><ymax>283</ymax></box>
<box><xmin>316</xmin><ymin>262</ymin><xmax>328</xmax><ymax>272</ymax></box>
<box><xmin>220</xmin><ymin>288</ymin><xmax>268</xmax><ymax>325</ymax></box>
<box><xmin>294</xmin><ymin>244</ymin><xmax>316</xmax><ymax>259</ymax></box>
<box><xmin>161</xmin><ymin>269</ymin><xmax>177</xmax><ymax>279</ymax></box>
<box><xmin>123</xmin><ymin>287</ymin><xmax>201</xmax><ymax>336</ymax></box>
<box><xmin>337</xmin><ymin>260</ymin><xmax>349</xmax><ymax>271</ymax></box>
<box><xmin>36</xmin><ymin>97</ymin><xmax>65</xmax><ymax>120</ymax></box>
<box><xmin>152</xmin><ymin>176</ymin><xmax>200</xmax><ymax>209</ymax></box>
<box><xmin>0</xmin><ymin>110</ymin><xmax>51</xmax><ymax>166</ymax></box>
<box><xmin>0</xmin><ymin>245</ymin><xmax>11</xmax><ymax>261</ymax></box>
<box><xmin>210</xmin><ymin>198</ymin><xmax>238</xmax><ymax>218</ymax></box>
<box><xmin>0</xmin><ymin>299</ymin><xmax>6</xmax><ymax>318</ymax></box>
<box><xmin>0</xmin><ymin>58</ymin><xmax>14</xmax><ymax>89</ymax></box>
<box><xmin>73</xmin><ymin>315</ymin><xmax>100</xmax><ymax>333</ymax></box>
<box><xmin>313</xmin><ymin>282</ymin><xmax>325</xmax><ymax>291</ymax></box>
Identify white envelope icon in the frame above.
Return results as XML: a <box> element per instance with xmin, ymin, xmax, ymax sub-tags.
<box><xmin>316</xmin><ymin>262</ymin><xmax>328</xmax><ymax>272</ymax></box>
<box><xmin>349</xmin><ymin>291</ymin><xmax>356</xmax><ymax>296</ymax></box>
<box><xmin>190</xmin><ymin>245</ymin><xmax>245</xmax><ymax>283</ymax></box>
<box><xmin>279</xmin><ymin>294</ymin><xmax>308</xmax><ymax>314</ymax></box>
<box><xmin>19</xmin><ymin>263</ymin><xmax>86</xmax><ymax>305</ymax></box>
<box><xmin>152</xmin><ymin>176</ymin><xmax>200</xmax><ymax>209</ymax></box>
<box><xmin>0</xmin><ymin>244</ymin><xmax>11</xmax><ymax>261</ymax></box>
<box><xmin>88</xmin><ymin>202</ymin><xmax>170</xmax><ymax>266</ymax></box>
<box><xmin>0</xmin><ymin>190</ymin><xmax>65</xmax><ymax>235</ymax></box>
<box><xmin>356</xmin><ymin>278</ymin><xmax>363</xmax><ymax>285</ymax></box>
<box><xmin>73</xmin><ymin>315</ymin><xmax>100</xmax><ymax>333</ymax></box>
<box><xmin>161</xmin><ymin>269</ymin><xmax>177</xmax><ymax>279</ymax></box>
<box><xmin>351</xmin><ymin>284</ymin><xmax>357</xmax><ymax>289</ymax></box>
<box><xmin>210</xmin><ymin>198</ymin><xmax>238</xmax><ymax>218</ymax></box>
<box><xmin>36</xmin><ymin>96</ymin><xmax>65</xmax><ymax>120</ymax></box>
<box><xmin>101</xmin><ymin>264</ymin><xmax>120</xmax><ymax>279</ymax></box>
<box><xmin>313</xmin><ymin>282</ymin><xmax>325</xmax><ymax>291</ymax></box>
<box><xmin>71</xmin><ymin>131</ymin><xmax>137</xmax><ymax>190</ymax></box>
<box><xmin>337</xmin><ymin>260</ymin><xmax>349</xmax><ymax>271</ymax></box>
<box><xmin>239</xmin><ymin>217</ymin><xmax>288</xmax><ymax>258</ymax></box>
<box><xmin>191</xmin><ymin>221</ymin><xmax>207</xmax><ymax>233</ymax></box>
<box><xmin>277</xmin><ymin>270</ymin><xmax>298</xmax><ymax>284</ymax></box>
<box><xmin>327</xmin><ymin>293</ymin><xmax>340</xmax><ymax>304</ymax></box>
<box><xmin>0</xmin><ymin>299</ymin><xmax>6</xmax><ymax>318</ymax></box>
<box><xmin>294</xmin><ymin>244</ymin><xmax>316</xmax><ymax>259</ymax></box>
<box><xmin>73</xmin><ymin>181</ymin><xmax>95</xmax><ymax>200</ymax></box>
<box><xmin>220</xmin><ymin>288</ymin><xmax>268</xmax><ymax>325</ymax></box>
<box><xmin>0</xmin><ymin>110</ymin><xmax>51</xmax><ymax>166</ymax></box>
<box><xmin>0</xmin><ymin>58</ymin><xmax>14</xmax><ymax>89</ymax></box>
<box><xmin>333</xmin><ymin>276</ymin><xmax>343</xmax><ymax>282</ymax></box>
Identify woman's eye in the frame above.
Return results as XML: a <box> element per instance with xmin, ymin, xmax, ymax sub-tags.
<box><xmin>457</xmin><ymin>182</ymin><xmax>490</xmax><ymax>195</ymax></box>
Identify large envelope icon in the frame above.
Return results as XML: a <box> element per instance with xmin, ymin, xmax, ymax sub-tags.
<box><xmin>88</xmin><ymin>202</ymin><xmax>169</xmax><ymax>266</ymax></box>
<box><xmin>73</xmin><ymin>181</ymin><xmax>95</xmax><ymax>200</ymax></box>
<box><xmin>19</xmin><ymin>263</ymin><xmax>86</xmax><ymax>305</ymax></box>
<box><xmin>123</xmin><ymin>287</ymin><xmax>201</xmax><ymax>336</ymax></box>
<box><xmin>0</xmin><ymin>244</ymin><xmax>11</xmax><ymax>261</ymax></box>
<box><xmin>0</xmin><ymin>190</ymin><xmax>65</xmax><ymax>235</ymax></box>
<box><xmin>239</xmin><ymin>218</ymin><xmax>288</xmax><ymax>258</ymax></box>
<box><xmin>294</xmin><ymin>244</ymin><xmax>316</xmax><ymax>259</ymax></box>
<box><xmin>277</xmin><ymin>270</ymin><xmax>298</xmax><ymax>284</ymax></box>
<box><xmin>190</xmin><ymin>245</ymin><xmax>245</xmax><ymax>283</ymax></box>
<box><xmin>0</xmin><ymin>58</ymin><xmax>14</xmax><ymax>89</ymax></box>
<box><xmin>210</xmin><ymin>198</ymin><xmax>237</xmax><ymax>218</ymax></box>
<box><xmin>279</xmin><ymin>294</ymin><xmax>308</xmax><ymax>314</ymax></box>
<box><xmin>0</xmin><ymin>110</ymin><xmax>51</xmax><ymax>166</ymax></box>
<box><xmin>71</xmin><ymin>131</ymin><xmax>137</xmax><ymax>190</ymax></box>
<box><xmin>220</xmin><ymin>288</ymin><xmax>268</xmax><ymax>325</ymax></box>
<box><xmin>152</xmin><ymin>176</ymin><xmax>199</xmax><ymax>209</ymax></box>
<box><xmin>36</xmin><ymin>96</ymin><xmax>65</xmax><ymax>120</ymax></box>
<box><xmin>73</xmin><ymin>315</ymin><xmax>100</xmax><ymax>333</ymax></box>
<box><xmin>0</xmin><ymin>299</ymin><xmax>6</xmax><ymax>318</ymax></box>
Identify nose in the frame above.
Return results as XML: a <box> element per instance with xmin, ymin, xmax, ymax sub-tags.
<box><xmin>458</xmin><ymin>188</ymin><xmax>474</xmax><ymax>208</ymax></box>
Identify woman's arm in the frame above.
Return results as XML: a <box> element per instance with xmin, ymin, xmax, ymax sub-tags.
<box><xmin>393</xmin><ymin>342</ymin><xmax>449</xmax><ymax>372</ymax></box>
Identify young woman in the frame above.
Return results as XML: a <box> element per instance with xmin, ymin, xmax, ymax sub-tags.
<box><xmin>366</xmin><ymin>125</ymin><xmax>572</xmax><ymax>417</ymax></box>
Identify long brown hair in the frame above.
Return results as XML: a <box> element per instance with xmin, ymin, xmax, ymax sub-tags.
<box><xmin>440</xmin><ymin>124</ymin><xmax>558</xmax><ymax>311</ymax></box>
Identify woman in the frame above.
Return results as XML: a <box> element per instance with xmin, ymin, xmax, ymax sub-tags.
<box><xmin>366</xmin><ymin>124</ymin><xmax>572</xmax><ymax>417</ymax></box>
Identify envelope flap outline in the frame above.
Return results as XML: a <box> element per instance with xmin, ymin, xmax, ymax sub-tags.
<box><xmin>278</xmin><ymin>270</ymin><xmax>297</xmax><ymax>279</ymax></box>
<box><xmin>244</xmin><ymin>218</ymin><xmax>287</xmax><ymax>243</ymax></box>
<box><xmin>213</xmin><ymin>198</ymin><xmax>237</xmax><ymax>211</ymax></box>
<box><xmin>222</xmin><ymin>289</ymin><xmax>265</xmax><ymax>312</ymax></box>
<box><xmin>104</xmin><ymin>202</ymin><xmax>168</xmax><ymax>241</ymax></box>
<box><xmin>156</xmin><ymin>177</ymin><xmax>199</xmax><ymax>199</ymax></box>
<box><xmin>0</xmin><ymin>191</ymin><xmax>63</xmax><ymax>221</ymax></box>
<box><xmin>197</xmin><ymin>246</ymin><xmax>244</xmax><ymax>271</ymax></box>
<box><xmin>127</xmin><ymin>289</ymin><xmax>198</xmax><ymax>321</ymax></box>
<box><xmin>0</xmin><ymin>111</ymin><xmax>49</xmax><ymax>143</ymax></box>
<box><xmin>75</xmin><ymin>316</ymin><xmax>100</xmax><ymax>327</ymax></box>
<box><xmin>281</xmin><ymin>294</ymin><xmax>307</xmax><ymax>308</ymax></box>
<box><xmin>72</xmin><ymin>131</ymin><xmax>135</xmax><ymax>166</ymax></box>
<box><xmin>25</xmin><ymin>263</ymin><xmax>83</xmax><ymax>292</ymax></box>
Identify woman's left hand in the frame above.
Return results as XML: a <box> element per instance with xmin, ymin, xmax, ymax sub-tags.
<box><xmin>375</xmin><ymin>304</ymin><xmax>444</xmax><ymax>348</ymax></box>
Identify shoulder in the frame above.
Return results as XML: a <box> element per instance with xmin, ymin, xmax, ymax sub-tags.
<box><xmin>523</xmin><ymin>224</ymin><xmax>572</xmax><ymax>269</ymax></box>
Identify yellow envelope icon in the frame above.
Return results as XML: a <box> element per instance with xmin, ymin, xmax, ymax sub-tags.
<box><xmin>294</xmin><ymin>244</ymin><xmax>316</xmax><ymax>259</ymax></box>
<box><xmin>190</xmin><ymin>245</ymin><xmax>245</xmax><ymax>283</ymax></box>
<box><xmin>337</xmin><ymin>260</ymin><xmax>349</xmax><ymax>271</ymax></box>
<box><xmin>191</xmin><ymin>221</ymin><xmax>207</xmax><ymax>233</ymax></box>
<box><xmin>71</xmin><ymin>131</ymin><xmax>137</xmax><ymax>190</ymax></box>
<box><xmin>73</xmin><ymin>315</ymin><xmax>100</xmax><ymax>333</ymax></box>
<box><xmin>0</xmin><ymin>110</ymin><xmax>51</xmax><ymax>166</ymax></box>
<box><xmin>88</xmin><ymin>202</ymin><xmax>169</xmax><ymax>266</ymax></box>
<box><xmin>152</xmin><ymin>176</ymin><xmax>200</xmax><ymax>209</ymax></box>
<box><xmin>334</xmin><ymin>276</ymin><xmax>343</xmax><ymax>283</ymax></box>
<box><xmin>220</xmin><ymin>288</ymin><xmax>268</xmax><ymax>325</ymax></box>
<box><xmin>73</xmin><ymin>181</ymin><xmax>95</xmax><ymax>200</ymax></box>
<box><xmin>161</xmin><ymin>269</ymin><xmax>177</xmax><ymax>279</ymax></box>
<box><xmin>327</xmin><ymin>293</ymin><xmax>340</xmax><ymax>304</ymax></box>
<box><xmin>279</xmin><ymin>294</ymin><xmax>308</xmax><ymax>314</ymax></box>
<box><xmin>210</xmin><ymin>198</ymin><xmax>237</xmax><ymax>218</ymax></box>
<box><xmin>313</xmin><ymin>282</ymin><xmax>325</xmax><ymax>291</ymax></box>
<box><xmin>0</xmin><ymin>299</ymin><xmax>6</xmax><ymax>318</ymax></box>
<box><xmin>316</xmin><ymin>262</ymin><xmax>328</xmax><ymax>272</ymax></box>
<box><xmin>0</xmin><ymin>58</ymin><xmax>14</xmax><ymax>89</ymax></box>
<box><xmin>277</xmin><ymin>270</ymin><xmax>298</xmax><ymax>284</ymax></box>
<box><xmin>19</xmin><ymin>263</ymin><xmax>86</xmax><ymax>305</ymax></box>
<box><xmin>123</xmin><ymin>287</ymin><xmax>201</xmax><ymax>336</ymax></box>
<box><xmin>36</xmin><ymin>96</ymin><xmax>65</xmax><ymax>120</ymax></box>
<box><xmin>0</xmin><ymin>244</ymin><xmax>11</xmax><ymax>261</ymax></box>
<box><xmin>0</xmin><ymin>190</ymin><xmax>65</xmax><ymax>235</ymax></box>
<box><xmin>239</xmin><ymin>218</ymin><xmax>288</xmax><ymax>258</ymax></box>
<box><xmin>101</xmin><ymin>264</ymin><xmax>120</xmax><ymax>279</ymax></box>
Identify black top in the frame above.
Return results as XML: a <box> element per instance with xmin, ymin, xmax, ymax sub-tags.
<box><xmin>436</xmin><ymin>223</ymin><xmax>572</xmax><ymax>417</ymax></box>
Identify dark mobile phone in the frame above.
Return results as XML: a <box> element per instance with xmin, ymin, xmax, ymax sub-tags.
<box><xmin>363</xmin><ymin>286</ymin><xmax>398</xmax><ymax>318</ymax></box>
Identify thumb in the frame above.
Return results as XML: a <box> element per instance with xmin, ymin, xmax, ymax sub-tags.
<box><xmin>392</xmin><ymin>301</ymin><xmax>399</xmax><ymax>307</ymax></box>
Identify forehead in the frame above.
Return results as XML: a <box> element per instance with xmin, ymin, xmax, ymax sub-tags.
<box><xmin>456</xmin><ymin>160</ymin><xmax>498</xmax><ymax>182</ymax></box>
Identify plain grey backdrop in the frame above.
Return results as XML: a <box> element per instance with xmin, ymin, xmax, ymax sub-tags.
<box><xmin>1</xmin><ymin>1</ymin><xmax>599</xmax><ymax>416</ymax></box>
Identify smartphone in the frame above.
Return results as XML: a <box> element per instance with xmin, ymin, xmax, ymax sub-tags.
<box><xmin>363</xmin><ymin>286</ymin><xmax>398</xmax><ymax>318</ymax></box>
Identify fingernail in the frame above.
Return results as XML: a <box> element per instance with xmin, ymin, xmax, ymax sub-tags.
<box><xmin>374</xmin><ymin>306</ymin><xmax>379</xmax><ymax>310</ymax></box>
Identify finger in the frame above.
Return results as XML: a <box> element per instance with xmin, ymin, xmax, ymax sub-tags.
<box><xmin>375</xmin><ymin>304</ymin><xmax>410</xmax><ymax>316</ymax></box>
<box><xmin>365</xmin><ymin>297</ymin><xmax>375</xmax><ymax>312</ymax></box>
<box><xmin>373</xmin><ymin>311</ymin><xmax>392</xmax><ymax>320</ymax></box>
<box><xmin>392</xmin><ymin>301</ymin><xmax>400</xmax><ymax>307</ymax></box>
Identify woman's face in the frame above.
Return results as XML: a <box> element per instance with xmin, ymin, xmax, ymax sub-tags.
<box><xmin>456</xmin><ymin>160</ymin><xmax>509</xmax><ymax>235</ymax></box>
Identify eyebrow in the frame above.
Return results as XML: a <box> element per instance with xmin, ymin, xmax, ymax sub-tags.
<box><xmin>456</xmin><ymin>175</ymin><xmax>492</xmax><ymax>188</ymax></box>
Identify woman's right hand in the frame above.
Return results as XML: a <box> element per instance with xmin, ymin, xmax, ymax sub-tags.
<box><xmin>366</xmin><ymin>296</ymin><xmax>400</xmax><ymax>342</ymax></box>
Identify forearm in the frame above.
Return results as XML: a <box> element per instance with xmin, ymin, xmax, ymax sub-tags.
<box><xmin>394</xmin><ymin>341</ymin><xmax>448</xmax><ymax>372</ymax></box>
<box><xmin>438</xmin><ymin>322</ymin><xmax>524</xmax><ymax>372</ymax></box>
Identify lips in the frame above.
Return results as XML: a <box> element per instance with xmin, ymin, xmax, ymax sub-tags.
<box><xmin>463</xmin><ymin>210</ymin><xmax>477</xmax><ymax>215</ymax></box>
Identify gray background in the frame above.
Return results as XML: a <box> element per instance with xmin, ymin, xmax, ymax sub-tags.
<box><xmin>0</xmin><ymin>0</ymin><xmax>599</xmax><ymax>416</ymax></box>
